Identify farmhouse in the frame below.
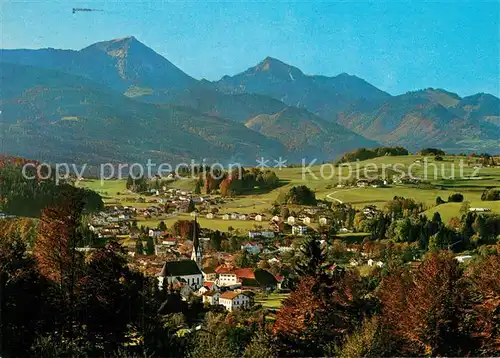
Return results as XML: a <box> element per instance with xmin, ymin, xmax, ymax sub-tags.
<box><xmin>202</xmin><ymin>291</ymin><xmax>220</xmax><ymax>305</ymax></box>
<box><xmin>271</xmin><ymin>215</ymin><xmax>281</xmax><ymax>222</ymax></box>
<box><xmin>219</xmin><ymin>291</ymin><xmax>251</xmax><ymax>312</ymax></box>
<box><xmin>215</xmin><ymin>266</ymin><xmax>256</xmax><ymax>288</ymax></box>
<box><xmin>302</xmin><ymin>216</ymin><xmax>312</xmax><ymax>225</ymax></box>
<box><xmin>287</xmin><ymin>216</ymin><xmax>296</xmax><ymax>225</ymax></box>
<box><xmin>469</xmin><ymin>208</ymin><xmax>491</xmax><ymax>212</ymax></box>
<box><xmin>216</xmin><ymin>267</ymin><xmax>239</xmax><ymax>287</ymax></box>
<box><xmin>202</xmin><ymin>267</ymin><xmax>217</xmax><ymax>281</ymax></box>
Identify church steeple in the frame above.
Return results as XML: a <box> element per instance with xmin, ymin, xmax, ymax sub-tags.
<box><xmin>191</xmin><ymin>217</ymin><xmax>202</xmax><ymax>266</ymax></box>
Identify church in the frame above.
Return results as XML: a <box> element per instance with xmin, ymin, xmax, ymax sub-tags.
<box><xmin>157</xmin><ymin>218</ymin><xmax>204</xmax><ymax>291</ymax></box>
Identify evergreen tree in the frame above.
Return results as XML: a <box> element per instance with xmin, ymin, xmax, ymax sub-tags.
<box><xmin>135</xmin><ymin>240</ymin><xmax>144</xmax><ymax>255</ymax></box>
<box><xmin>146</xmin><ymin>237</ymin><xmax>155</xmax><ymax>255</ymax></box>
<box><xmin>187</xmin><ymin>199</ymin><xmax>196</xmax><ymax>213</ymax></box>
<box><xmin>158</xmin><ymin>221</ymin><xmax>167</xmax><ymax>231</ymax></box>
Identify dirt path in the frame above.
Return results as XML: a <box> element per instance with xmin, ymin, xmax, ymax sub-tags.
<box><xmin>325</xmin><ymin>187</ymin><xmax>361</xmax><ymax>204</ymax></box>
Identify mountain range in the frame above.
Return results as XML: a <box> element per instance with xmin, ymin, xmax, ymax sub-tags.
<box><xmin>1</xmin><ymin>36</ymin><xmax>498</xmax><ymax>164</ymax></box>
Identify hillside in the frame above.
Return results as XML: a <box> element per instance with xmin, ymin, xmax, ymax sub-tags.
<box><xmin>337</xmin><ymin>90</ymin><xmax>500</xmax><ymax>152</ymax></box>
<box><xmin>215</xmin><ymin>56</ymin><xmax>391</xmax><ymax>119</ymax></box>
<box><xmin>162</xmin><ymin>84</ymin><xmax>288</xmax><ymax>122</ymax></box>
<box><xmin>1</xmin><ymin>37</ymin><xmax>499</xmax><ymax>158</ymax></box>
<box><xmin>217</xmin><ymin>58</ymin><xmax>499</xmax><ymax>153</ymax></box>
<box><xmin>0</xmin><ymin>36</ymin><xmax>197</xmax><ymax>99</ymax></box>
<box><xmin>0</xmin><ymin>63</ymin><xmax>286</xmax><ymax>164</ymax></box>
<box><xmin>245</xmin><ymin>107</ymin><xmax>379</xmax><ymax>161</ymax></box>
<box><xmin>450</xmin><ymin>93</ymin><xmax>500</xmax><ymax>125</ymax></box>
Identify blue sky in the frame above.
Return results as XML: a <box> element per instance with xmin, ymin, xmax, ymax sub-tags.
<box><xmin>2</xmin><ymin>0</ymin><xmax>499</xmax><ymax>97</ymax></box>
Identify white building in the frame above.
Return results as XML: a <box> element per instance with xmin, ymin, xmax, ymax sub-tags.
<box><xmin>219</xmin><ymin>291</ymin><xmax>251</xmax><ymax>312</ymax></box>
<box><xmin>149</xmin><ymin>229</ymin><xmax>162</xmax><ymax>238</ymax></box>
<box><xmin>206</xmin><ymin>213</ymin><xmax>214</xmax><ymax>219</ymax></box>
<box><xmin>271</xmin><ymin>215</ymin><xmax>281</xmax><ymax>222</ymax></box>
<box><xmin>455</xmin><ymin>255</ymin><xmax>473</xmax><ymax>263</ymax></box>
<box><xmin>157</xmin><ymin>260</ymin><xmax>204</xmax><ymax>290</ymax></box>
<box><xmin>255</xmin><ymin>214</ymin><xmax>263</xmax><ymax>222</ymax></box>
<box><xmin>287</xmin><ymin>216</ymin><xmax>296</xmax><ymax>225</ymax></box>
<box><xmin>248</xmin><ymin>231</ymin><xmax>261</xmax><ymax>239</ymax></box>
<box><xmin>292</xmin><ymin>225</ymin><xmax>308</xmax><ymax>236</ymax></box>
<box><xmin>202</xmin><ymin>291</ymin><xmax>220</xmax><ymax>305</ymax></box>
<box><xmin>248</xmin><ymin>231</ymin><xmax>275</xmax><ymax>239</ymax></box>
<box><xmin>319</xmin><ymin>217</ymin><xmax>328</xmax><ymax>225</ymax></box>
<box><xmin>469</xmin><ymin>208</ymin><xmax>491</xmax><ymax>212</ymax></box>
<box><xmin>217</xmin><ymin>272</ymin><xmax>239</xmax><ymax>286</ymax></box>
<box><xmin>302</xmin><ymin>217</ymin><xmax>311</xmax><ymax>225</ymax></box>
<box><xmin>222</xmin><ymin>214</ymin><xmax>230</xmax><ymax>220</ymax></box>
<box><xmin>241</xmin><ymin>242</ymin><xmax>261</xmax><ymax>254</ymax></box>
<box><xmin>367</xmin><ymin>259</ymin><xmax>384</xmax><ymax>267</ymax></box>
<box><xmin>260</xmin><ymin>231</ymin><xmax>275</xmax><ymax>239</ymax></box>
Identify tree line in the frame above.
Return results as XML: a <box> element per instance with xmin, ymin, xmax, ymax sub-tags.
<box><xmin>0</xmin><ymin>164</ymin><xmax>103</xmax><ymax>217</ymax></box>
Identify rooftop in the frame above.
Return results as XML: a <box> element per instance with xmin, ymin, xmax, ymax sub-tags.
<box><xmin>159</xmin><ymin>260</ymin><xmax>202</xmax><ymax>277</ymax></box>
<box><xmin>220</xmin><ymin>291</ymin><xmax>241</xmax><ymax>300</ymax></box>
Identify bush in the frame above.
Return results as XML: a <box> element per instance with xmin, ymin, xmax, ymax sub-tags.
<box><xmin>436</xmin><ymin>196</ymin><xmax>445</xmax><ymax>205</ymax></box>
<box><xmin>277</xmin><ymin>185</ymin><xmax>316</xmax><ymax>205</ymax></box>
<box><xmin>481</xmin><ymin>189</ymin><xmax>500</xmax><ymax>201</ymax></box>
<box><xmin>419</xmin><ymin>148</ymin><xmax>445</xmax><ymax>156</ymax></box>
<box><xmin>448</xmin><ymin>193</ymin><xmax>464</xmax><ymax>203</ymax></box>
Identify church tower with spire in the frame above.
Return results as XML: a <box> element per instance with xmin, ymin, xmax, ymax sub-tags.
<box><xmin>191</xmin><ymin>217</ymin><xmax>202</xmax><ymax>267</ymax></box>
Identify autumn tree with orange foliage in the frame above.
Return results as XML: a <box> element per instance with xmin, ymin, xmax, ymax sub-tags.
<box><xmin>219</xmin><ymin>177</ymin><xmax>233</xmax><ymax>197</ymax></box>
<box><xmin>34</xmin><ymin>191</ymin><xmax>84</xmax><ymax>286</ymax></box>
<box><xmin>378</xmin><ymin>251</ymin><xmax>476</xmax><ymax>356</ymax></box>
<box><xmin>33</xmin><ymin>190</ymin><xmax>86</xmax><ymax>350</ymax></box>
<box><xmin>171</xmin><ymin>219</ymin><xmax>200</xmax><ymax>239</ymax></box>
<box><xmin>273</xmin><ymin>237</ymin><xmax>372</xmax><ymax>356</ymax></box>
<box><xmin>467</xmin><ymin>247</ymin><xmax>500</xmax><ymax>355</ymax></box>
<box><xmin>203</xmin><ymin>172</ymin><xmax>219</xmax><ymax>194</ymax></box>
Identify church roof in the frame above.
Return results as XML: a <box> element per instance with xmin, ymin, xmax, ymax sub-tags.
<box><xmin>159</xmin><ymin>260</ymin><xmax>202</xmax><ymax>277</ymax></box>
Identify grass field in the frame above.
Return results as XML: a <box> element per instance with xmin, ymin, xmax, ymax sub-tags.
<box><xmin>254</xmin><ymin>293</ymin><xmax>289</xmax><ymax>309</ymax></box>
<box><xmin>77</xmin><ymin>155</ymin><xmax>500</xmax><ymax>232</ymax></box>
<box><xmin>137</xmin><ymin>213</ymin><xmax>267</xmax><ymax>233</ymax></box>
<box><xmin>423</xmin><ymin>201</ymin><xmax>500</xmax><ymax>223</ymax></box>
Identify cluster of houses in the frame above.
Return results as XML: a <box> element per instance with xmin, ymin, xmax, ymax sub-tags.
<box><xmin>356</xmin><ymin>178</ymin><xmax>388</xmax><ymax>188</ymax></box>
<box><xmin>469</xmin><ymin>207</ymin><xmax>492</xmax><ymax>213</ymax></box>
<box><xmin>88</xmin><ymin>206</ymin><xmax>135</xmax><ymax>238</ymax></box>
<box><xmin>394</xmin><ymin>175</ymin><xmax>422</xmax><ymax>185</ymax></box>
<box><xmin>155</xmin><ymin>225</ymin><xmax>273</xmax><ymax>311</ymax></box>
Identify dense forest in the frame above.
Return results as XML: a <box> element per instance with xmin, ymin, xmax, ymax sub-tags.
<box><xmin>336</xmin><ymin>146</ymin><xmax>409</xmax><ymax>164</ymax></box>
<box><xmin>0</xmin><ymin>162</ymin><xmax>103</xmax><ymax>217</ymax></box>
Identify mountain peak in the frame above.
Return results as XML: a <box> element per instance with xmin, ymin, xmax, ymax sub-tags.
<box><xmin>249</xmin><ymin>56</ymin><xmax>303</xmax><ymax>80</ymax></box>
<box><xmin>80</xmin><ymin>36</ymin><xmax>145</xmax><ymax>54</ymax></box>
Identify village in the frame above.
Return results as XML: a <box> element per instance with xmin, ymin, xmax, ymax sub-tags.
<box><xmin>71</xmin><ymin>154</ymin><xmax>500</xmax><ymax>313</ymax></box>
<box><xmin>82</xmin><ymin>182</ymin><xmax>391</xmax><ymax>312</ymax></box>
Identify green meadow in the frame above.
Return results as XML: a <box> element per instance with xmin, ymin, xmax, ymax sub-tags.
<box><xmin>77</xmin><ymin>155</ymin><xmax>500</xmax><ymax>232</ymax></box>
